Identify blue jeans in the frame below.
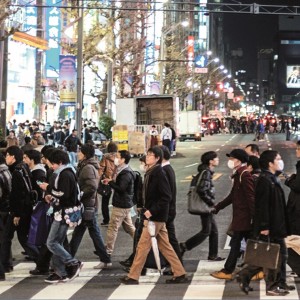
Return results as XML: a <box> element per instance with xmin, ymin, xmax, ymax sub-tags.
<box><xmin>68</xmin><ymin>152</ymin><xmax>77</xmax><ymax>167</ymax></box>
<box><xmin>69</xmin><ymin>212</ymin><xmax>111</xmax><ymax>263</ymax></box>
<box><xmin>46</xmin><ymin>220</ymin><xmax>77</xmax><ymax>277</ymax></box>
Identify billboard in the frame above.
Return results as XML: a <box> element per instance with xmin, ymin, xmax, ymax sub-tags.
<box><xmin>286</xmin><ymin>65</ymin><xmax>300</xmax><ymax>88</ymax></box>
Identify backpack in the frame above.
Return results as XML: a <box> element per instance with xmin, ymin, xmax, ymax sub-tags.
<box><xmin>131</xmin><ymin>171</ymin><xmax>143</xmax><ymax>206</ymax></box>
<box><xmin>0</xmin><ymin>169</ymin><xmax>11</xmax><ymax>212</ymax></box>
<box><xmin>16</xmin><ymin>164</ymin><xmax>38</xmax><ymax>207</ymax></box>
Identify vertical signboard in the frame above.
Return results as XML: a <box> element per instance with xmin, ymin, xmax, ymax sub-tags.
<box><xmin>59</xmin><ymin>55</ymin><xmax>76</xmax><ymax>106</ymax></box>
<box><xmin>187</xmin><ymin>36</ymin><xmax>194</xmax><ymax>74</ymax></box>
<box><xmin>24</xmin><ymin>4</ymin><xmax>37</xmax><ymax>34</ymax></box>
<box><xmin>45</xmin><ymin>0</ymin><xmax>61</xmax><ymax>78</ymax></box>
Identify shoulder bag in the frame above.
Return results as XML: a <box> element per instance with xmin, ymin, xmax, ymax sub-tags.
<box><xmin>187</xmin><ymin>170</ymin><xmax>211</xmax><ymax>215</ymax></box>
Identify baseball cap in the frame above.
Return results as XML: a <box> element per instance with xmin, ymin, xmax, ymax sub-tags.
<box><xmin>226</xmin><ymin>149</ymin><xmax>249</xmax><ymax>163</ymax></box>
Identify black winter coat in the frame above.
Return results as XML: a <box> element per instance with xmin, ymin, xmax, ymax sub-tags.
<box><xmin>143</xmin><ymin>164</ymin><xmax>171</xmax><ymax>222</ymax></box>
<box><xmin>9</xmin><ymin>162</ymin><xmax>33</xmax><ymax>218</ymax></box>
<box><xmin>285</xmin><ymin>160</ymin><xmax>300</xmax><ymax>235</ymax></box>
<box><xmin>195</xmin><ymin>164</ymin><xmax>215</xmax><ymax>208</ymax></box>
<box><xmin>109</xmin><ymin>166</ymin><xmax>134</xmax><ymax>209</ymax></box>
<box><xmin>253</xmin><ymin>170</ymin><xmax>289</xmax><ymax>239</ymax></box>
<box><xmin>64</xmin><ymin>134</ymin><xmax>81</xmax><ymax>152</ymax></box>
<box><xmin>163</xmin><ymin>164</ymin><xmax>176</xmax><ymax>222</ymax></box>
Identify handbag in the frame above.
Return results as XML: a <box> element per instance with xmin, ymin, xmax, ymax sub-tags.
<box><xmin>244</xmin><ymin>238</ymin><xmax>280</xmax><ymax>270</ymax></box>
<box><xmin>187</xmin><ymin>170</ymin><xmax>211</xmax><ymax>215</ymax></box>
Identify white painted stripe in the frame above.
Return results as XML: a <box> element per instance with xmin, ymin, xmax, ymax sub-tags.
<box><xmin>31</xmin><ymin>262</ymin><xmax>100</xmax><ymax>300</ymax></box>
<box><xmin>185</xmin><ymin>163</ymin><xmax>198</xmax><ymax>168</ymax></box>
<box><xmin>221</xmin><ymin>144</ymin><xmax>225</xmax><ymax>147</ymax></box>
<box><xmin>216</xmin><ymin>149</ymin><xmax>220</xmax><ymax>152</ymax></box>
<box><xmin>0</xmin><ymin>263</ymin><xmax>35</xmax><ymax>294</ymax></box>
<box><xmin>184</xmin><ymin>260</ymin><xmax>225</xmax><ymax>299</ymax></box>
<box><xmin>109</xmin><ymin>274</ymin><xmax>160</xmax><ymax>300</ymax></box>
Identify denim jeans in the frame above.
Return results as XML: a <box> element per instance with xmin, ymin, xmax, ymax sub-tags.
<box><xmin>224</xmin><ymin>230</ymin><xmax>250</xmax><ymax>273</ymax></box>
<box><xmin>68</xmin><ymin>152</ymin><xmax>77</xmax><ymax>167</ymax></box>
<box><xmin>46</xmin><ymin>220</ymin><xmax>77</xmax><ymax>277</ymax></box>
<box><xmin>69</xmin><ymin>212</ymin><xmax>111</xmax><ymax>263</ymax></box>
<box><xmin>185</xmin><ymin>214</ymin><xmax>219</xmax><ymax>259</ymax></box>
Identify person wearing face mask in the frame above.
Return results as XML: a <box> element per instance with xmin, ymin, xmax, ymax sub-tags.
<box><xmin>211</xmin><ymin>149</ymin><xmax>255</xmax><ymax>280</ymax></box>
<box><xmin>102</xmin><ymin>150</ymin><xmax>136</xmax><ymax>259</ymax></box>
<box><xmin>250</xmin><ymin>150</ymin><xmax>291</xmax><ymax>296</ymax></box>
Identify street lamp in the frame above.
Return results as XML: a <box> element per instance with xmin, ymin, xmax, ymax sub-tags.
<box><xmin>159</xmin><ymin>20</ymin><xmax>189</xmax><ymax>94</ymax></box>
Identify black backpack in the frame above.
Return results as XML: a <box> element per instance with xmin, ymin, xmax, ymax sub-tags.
<box><xmin>131</xmin><ymin>171</ymin><xmax>143</xmax><ymax>206</ymax></box>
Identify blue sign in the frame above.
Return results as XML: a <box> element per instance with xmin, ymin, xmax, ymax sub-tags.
<box><xmin>195</xmin><ymin>55</ymin><xmax>207</xmax><ymax>68</ymax></box>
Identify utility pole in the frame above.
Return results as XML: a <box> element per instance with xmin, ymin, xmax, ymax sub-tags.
<box><xmin>75</xmin><ymin>0</ymin><xmax>83</xmax><ymax>134</ymax></box>
<box><xmin>0</xmin><ymin>34</ymin><xmax>8</xmax><ymax>139</ymax></box>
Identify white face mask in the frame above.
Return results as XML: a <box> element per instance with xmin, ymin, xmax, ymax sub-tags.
<box><xmin>227</xmin><ymin>160</ymin><xmax>235</xmax><ymax>170</ymax></box>
<box><xmin>278</xmin><ymin>159</ymin><xmax>284</xmax><ymax>171</ymax></box>
<box><xmin>114</xmin><ymin>157</ymin><xmax>120</xmax><ymax>166</ymax></box>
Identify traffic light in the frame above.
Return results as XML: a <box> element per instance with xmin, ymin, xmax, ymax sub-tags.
<box><xmin>216</xmin><ymin>82</ymin><xmax>224</xmax><ymax>91</ymax></box>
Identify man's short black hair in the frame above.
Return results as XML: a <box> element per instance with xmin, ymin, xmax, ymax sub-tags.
<box><xmin>41</xmin><ymin>145</ymin><xmax>54</xmax><ymax>156</ymax></box>
<box><xmin>80</xmin><ymin>143</ymin><xmax>95</xmax><ymax>159</ymax></box>
<box><xmin>158</xmin><ymin>145</ymin><xmax>171</xmax><ymax>160</ymax></box>
<box><xmin>259</xmin><ymin>150</ymin><xmax>279</xmax><ymax>170</ymax></box>
<box><xmin>247</xmin><ymin>155</ymin><xmax>260</xmax><ymax>170</ymax></box>
<box><xmin>0</xmin><ymin>152</ymin><xmax>5</xmax><ymax>164</ymax></box>
<box><xmin>245</xmin><ymin>143</ymin><xmax>260</xmax><ymax>155</ymax></box>
<box><xmin>147</xmin><ymin>146</ymin><xmax>163</xmax><ymax>164</ymax></box>
<box><xmin>6</xmin><ymin>146</ymin><xmax>23</xmax><ymax>163</ymax></box>
<box><xmin>201</xmin><ymin>151</ymin><xmax>218</xmax><ymax>165</ymax></box>
<box><xmin>119</xmin><ymin>150</ymin><xmax>131</xmax><ymax>164</ymax></box>
<box><xmin>49</xmin><ymin>149</ymin><xmax>70</xmax><ymax>165</ymax></box>
<box><xmin>44</xmin><ymin>148</ymin><xmax>56</xmax><ymax>160</ymax></box>
<box><xmin>24</xmin><ymin>136</ymin><xmax>31</xmax><ymax>144</ymax></box>
<box><xmin>24</xmin><ymin>150</ymin><xmax>42</xmax><ymax>165</ymax></box>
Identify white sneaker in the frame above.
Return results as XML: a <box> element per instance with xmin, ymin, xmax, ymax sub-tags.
<box><xmin>93</xmin><ymin>262</ymin><xmax>112</xmax><ymax>269</ymax></box>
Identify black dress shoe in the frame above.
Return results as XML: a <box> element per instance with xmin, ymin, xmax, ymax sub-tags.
<box><xmin>207</xmin><ymin>256</ymin><xmax>225</xmax><ymax>262</ymax></box>
<box><xmin>123</xmin><ymin>267</ymin><xmax>147</xmax><ymax>276</ymax></box>
<box><xmin>239</xmin><ymin>283</ymin><xmax>253</xmax><ymax>295</ymax></box>
<box><xmin>163</xmin><ymin>268</ymin><xmax>173</xmax><ymax>276</ymax></box>
<box><xmin>119</xmin><ymin>276</ymin><xmax>139</xmax><ymax>285</ymax></box>
<box><xmin>29</xmin><ymin>269</ymin><xmax>49</xmax><ymax>276</ymax></box>
<box><xmin>166</xmin><ymin>275</ymin><xmax>189</xmax><ymax>284</ymax></box>
<box><xmin>119</xmin><ymin>259</ymin><xmax>132</xmax><ymax>268</ymax></box>
<box><xmin>4</xmin><ymin>266</ymin><xmax>13</xmax><ymax>273</ymax></box>
<box><xmin>0</xmin><ymin>274</ymin><xmax>5</xmax><ymax>281</ymax></box>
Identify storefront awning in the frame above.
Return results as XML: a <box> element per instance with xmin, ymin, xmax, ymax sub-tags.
<box><xmin>12</xmin><ymin>32</ymin><xmax>49</xmax><ymax>50</ymax></box>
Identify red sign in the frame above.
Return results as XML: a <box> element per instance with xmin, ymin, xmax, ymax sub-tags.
<box><xmin>187</xmin><ymin>36</ymin><xmax>194</xmax><ymax>73</ymax></box>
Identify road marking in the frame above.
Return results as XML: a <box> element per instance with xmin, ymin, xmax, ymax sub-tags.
<box><xmin>31</xmin><ymin>262</ymin><xmax>100</xmax><ymax>300</ymax></box>
<box><xmin>213</xmin><ymin>173</ymin><xmax>222</xmax><ymax>180</ymax></box>
<box><xmin>185</xmin><ymin>163</ymin><xmax>198</xmax><ymax>168</ymax></box>
<box><xmin>216</xmin><ymin>148</ymin><xmax>220</xmax><ymax>152</ymax></box>
<box><xmin>184</xmin><ymin>260</ymin><xmax>225</xmax><ymax>299</ymax></box>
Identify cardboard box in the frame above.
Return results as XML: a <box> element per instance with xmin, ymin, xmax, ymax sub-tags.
<box><xmin>128</xmin><ymin>131</ymin><xmax>146</xmax><ymax>155</ymax></box>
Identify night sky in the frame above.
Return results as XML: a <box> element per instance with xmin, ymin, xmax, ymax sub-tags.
<box><xmin>222</xmin><ymin>0</ymin><xmax>300</xmax><ymax>79</ymax></box>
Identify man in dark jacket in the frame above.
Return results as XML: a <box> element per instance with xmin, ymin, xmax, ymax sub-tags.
<box><xmin>252</xmin><ymin>150</ymin><xmax>291</xmax><ymax>296</ymax></box>
<box><xmin>180</xmin><ymin>151</ymin><xmax>223</xmax><ymax>261</ymax></box>
<box><xmin>64</xmin><ymin>129</ymin><xmax>82</xmax><ymax>167</ymax></box>
<box><xmin>1</xmin><ymin>146</ymin><xmax>35</xmax><ymax>272</ymax></box>
<box><xmin>103</xmin><ymin>150</ymin><xmax>136</xmax><ymax>263</ymax></box>
<box><xmin>69</xmin><ymin>144</ymin><xmax>111</xmax><ymax>269</ymax></box>
<box><xmin>44</xmin><ymin>150</ymin><xmax>82</xmax><ymax>283</ymax></box>
<box><xmin>211</xmin><ymin>149</ymin><xmax>254</xmax><ymax>280</ymax></box>
<box><xmin>120</xmin><ymin>146</ymin><xmax>187</xmax><ymax>285</ymax></box>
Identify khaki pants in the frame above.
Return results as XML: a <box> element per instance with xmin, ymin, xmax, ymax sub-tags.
<box><xmin>128</xmin><ymin>220</ymin><xmax>186</xmax><ymax>280</ymax></box>
<box><xmin>106</xmin><ymin>206</ymin><xmax>135</xmax><ymax>254</ymax></box>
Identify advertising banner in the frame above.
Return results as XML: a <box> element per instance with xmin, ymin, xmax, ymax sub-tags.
<box><xmin>286</xmin><ymin>65</ymin><xmax>300</xmax><ymax>88</ymax></box>
<box><xmin>59</xmin><ymin>55</ymin><xmax>77</xmax><ymax>106</ymax></box>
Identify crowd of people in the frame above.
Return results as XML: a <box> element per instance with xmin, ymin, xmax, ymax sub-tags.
<box><xmin>0</xmin><ymin>118</ymin><xmax>299</xmax><ymax>295</ymax></box>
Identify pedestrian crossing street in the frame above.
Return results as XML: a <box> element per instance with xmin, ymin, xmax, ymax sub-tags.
<box><xmin>0</xmin><ymin>260</ymin><xmax>299</xmax><ymax>300</ymax></box>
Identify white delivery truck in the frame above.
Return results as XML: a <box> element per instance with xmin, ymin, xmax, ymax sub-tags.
<box><xmin>178</xmin><ymin>110</ymin><xmax>202</xmax><ymax>141</ymax></box>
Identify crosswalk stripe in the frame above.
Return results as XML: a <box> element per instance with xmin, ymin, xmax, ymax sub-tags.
<box><xmin>184</xmin><ymin>260</ymin><xmax>225</xmax><ymax>299</ymax></box>
<box><xmin>31</xmin><ymin>262</ymin><xmax>100</xmax><ymax>300</ymax></box>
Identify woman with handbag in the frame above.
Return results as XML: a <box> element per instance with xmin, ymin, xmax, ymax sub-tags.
<box><xmin>179</xmin><ymin>151</ymin><xmax>224</xmax><ymax>261</ymax></box>
<box><xmin>98</xmin><ymin>142</ymin><xmax>118</xmax><ymax>226</ymax></box>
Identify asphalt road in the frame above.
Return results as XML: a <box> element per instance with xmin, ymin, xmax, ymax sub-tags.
<box><xmin>7</xmin><ymin>132</ymin><xmax>300</xmax><ymax>299</ymax></box>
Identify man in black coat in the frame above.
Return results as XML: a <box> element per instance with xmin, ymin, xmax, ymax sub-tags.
<box><xmin>120</xmin><ymin>146</ymin><xmax>187</xmax><ymax>285</ymax></box>
<box><xmin>64</xmin><ymin>129</ymin><xmax>82</xmax><ymax>167</ymax></box>
<box><xmin>253</xmin><ymin>150</ymin><xmax>291</xmax><ymax>296</ymax></box>
<box><xmin>1</xmin><ymin>146</ymin><xmax>35</xmax><ymax>272</ymax></box>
